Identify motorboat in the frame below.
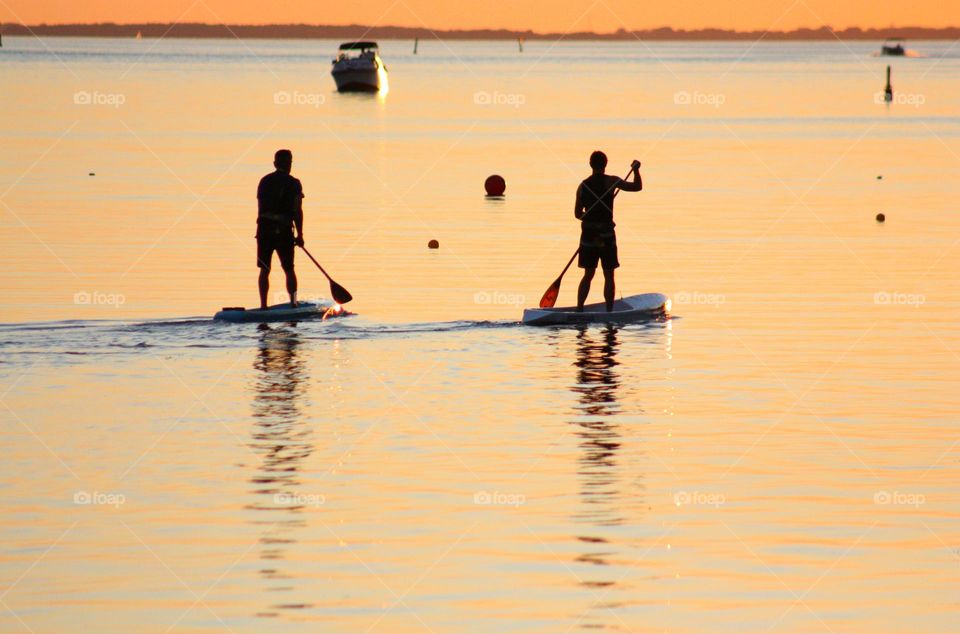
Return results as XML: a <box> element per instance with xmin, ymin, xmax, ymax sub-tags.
<box><xmin>331</xmin><ymin>41</ymin><xmax>388</xmax><ymax>92</ymax></box>
<box><xmin>881</xmin><ymin>38</ymin><xmax>906</xmax><ymax>56</ymax></box>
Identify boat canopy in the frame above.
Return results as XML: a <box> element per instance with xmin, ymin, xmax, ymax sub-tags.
<box><xmin>339</xmin><ymin>41</ymin><xmax>378</xmax><ymax>51</ymax></box>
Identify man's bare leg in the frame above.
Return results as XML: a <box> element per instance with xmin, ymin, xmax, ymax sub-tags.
<box><xmin>258</xmin><ymin>268</ymin><xmax>270</xmax><ymax>309</ymax></box>
<box><xmin>285</xmin><ymin>268</ymin><xmax>298</xmax><ymax>307</ymax></box>
<box><xmin>603</xmin><ymin>268</ymin><xmax>615</xmax><ymax>312</ymax></box>
<box><xmin>577</xmin><ymin>268</ymin><xmax>596</xmax><ymax>312</ymax></box>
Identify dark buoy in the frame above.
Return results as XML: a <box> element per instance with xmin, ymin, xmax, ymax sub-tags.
<box><xmin>89</xmin><ymin>172</ymin><xmax>95</xmax><ymax>176</ymax></box>
<box><xmin>877</xmin><ymin>175</ymin><xmax>883</xmax><ymax>180</ymax></box>
<box><xmin>876</xmin><ymin>213</ymin><xmax>885</xmax><ymax>223</ymax></box>
<box><xmin>484</xmin><ymin>174</ymin><xmax>506</xmax><ymax>197</ymax></box>
<box><xmin>428</xmin><ymin>239</ymin><xmax>439</xmax><ymax>249</ymax></box>
<box><xmin>884</xmin><ymin>65</ymin><xmax>893</xmax><ymax>103</ymax></box>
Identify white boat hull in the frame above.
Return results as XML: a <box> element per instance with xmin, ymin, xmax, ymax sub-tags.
<box><xmin>522</xmin><ymin>293</ymin><xmax>669</xmax><ymax>326</ymax></box>
<box><xmin>332</xmin><ymin>67</ymin><xmax>381</xmax><ymax>92</ymax></box>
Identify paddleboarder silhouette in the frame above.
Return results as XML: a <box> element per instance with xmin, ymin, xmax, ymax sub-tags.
<box><xmin>257</xmin><ymin>149</ymin><xmax>305</xmax><ymax>309</ymax></box>
<box><xmin>574</xmin><ymin>152</ymin><xmax>642</xmax><ymax>312</ymax></box>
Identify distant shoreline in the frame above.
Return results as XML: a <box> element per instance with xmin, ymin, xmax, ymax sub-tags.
<box><xmin>2</xmin><ymin>22</ymin><xmax>959</xmax><ymax>41</ymax></box>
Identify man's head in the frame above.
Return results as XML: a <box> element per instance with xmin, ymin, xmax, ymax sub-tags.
<box><xmin>589</xmin><ymin>150</ymin><xmax>607</xmax><ymax>172</ymax></box>
<box><xmin>274</xmin><ymin>149</ymin><xmax>293</xmax><ymax>173</ymax></box>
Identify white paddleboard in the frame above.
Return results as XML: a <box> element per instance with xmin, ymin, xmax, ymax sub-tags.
<box><xmin>522</xmin><ymin>293</ymin><xmax>669</xmax><ymax>326</ymax></box>
<box><xmin>214</xmin><ymin>300</ymin><xmax>343</xmax><ymax>323</ymax></box>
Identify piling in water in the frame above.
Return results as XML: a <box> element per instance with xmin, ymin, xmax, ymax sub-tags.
<box><xmin>884</xmin><ymin>65</ymin><xmax>893</xmax><ymax>103</ymax></box>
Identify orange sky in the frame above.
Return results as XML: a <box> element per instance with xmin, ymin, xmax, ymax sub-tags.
<box><xmin>2</xmin><ymin>0</ymin><xmax>956</xmax><ymax>31</ymax></box>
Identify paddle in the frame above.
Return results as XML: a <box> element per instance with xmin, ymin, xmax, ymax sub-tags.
<box><xmin>539</xmin><ymin>250</ymin><xmax>579</xmax><ymax>309</ymax></box>
<box><xmin>299</xmin><ymin>246</ymin><xmax>354</xmax><ymax>304</ymax></box>
<box><xmin>538</xmin><ymin>165</ymin><xmax>635</xmax><ymax>308</ymax></box>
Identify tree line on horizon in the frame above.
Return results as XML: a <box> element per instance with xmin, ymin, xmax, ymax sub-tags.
<box><xmin>1</xmin><ymin>22</ymin><xmax>959</xmax><ymax>40</ymax></box>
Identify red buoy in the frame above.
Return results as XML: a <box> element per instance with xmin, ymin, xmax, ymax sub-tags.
<box><xmin>484</xmin><ymin>174</ymin><xmax>506</xmax><ymax>197</ymax></box>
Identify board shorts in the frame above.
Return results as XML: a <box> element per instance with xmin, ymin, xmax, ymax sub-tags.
<box><xmin>578</xmin><ymin>232</ymin><xmax>619</xmax><ymax>270</ymax></box>
<box><xmin>256</xmin><ymin>223</ymin><xmax>295</xmax><ymax>273</ymax></box>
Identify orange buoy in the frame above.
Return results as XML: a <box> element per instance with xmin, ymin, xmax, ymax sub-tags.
<box><xmin>484</xmin><ymin>175</ymin><xmax>506</xmax><ymax>196</ymax></box>
<box><xmin>876</xmin><ymin>213</ymin><xmax>885</xmax><ymax>223</ymax></box>
<box><xmin>428</xmin><ymin>239</ymin><xmax>439</xmax><ymax>249</ymax></box>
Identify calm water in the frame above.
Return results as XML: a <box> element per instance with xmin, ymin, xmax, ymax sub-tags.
<box><xmin>1</xmin><ymin>37</ymin><xmax>959</xmax><ymax>633</ymax></box>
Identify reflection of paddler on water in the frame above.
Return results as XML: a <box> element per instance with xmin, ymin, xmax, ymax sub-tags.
<box><xmin>570</xmin><ymin>326</ymin><xmax>625</xmax><ymax>530</ymax></box>
<box><xmin>572</xmin><ymin>325</ymin><xmax>622</xmax><ymax>419</ymax></box>
<box><xmin>250</xmin><ymin>325</ymin><xmax>307</xmax><ymax>431</ymax></box>
<box><xmin>565</xmin><ymin>323</ymin><xmax>670</xmax><ymax>630</ymax></box>
<box><xmin>247</xmin><ymin>325</ymin><xmax>316</xmax><ymax>616</ymax></box>
<box><xmin>567</xmin><ymin>325</ymin><xmax>627</xmax><ymax>629</ymax></box>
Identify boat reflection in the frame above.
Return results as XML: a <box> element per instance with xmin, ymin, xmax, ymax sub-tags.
<box><xmin>247</xmin><ymin>324</ymin><xmax>315</xmax><ymax>617</ymax></box>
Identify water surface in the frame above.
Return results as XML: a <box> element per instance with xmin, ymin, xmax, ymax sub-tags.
<box><xmin>1</xmin><ymin>37</ymin><xmax>958</xmax><ymax>633</ymax></box>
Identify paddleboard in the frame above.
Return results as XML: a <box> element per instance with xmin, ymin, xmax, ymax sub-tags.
<box><xmin>522</xmin><ymin>293</ymin><xmax>669</xmax><ymax>326</ymax></box>
<box><xmin>214</xmin><ymin>300</ymin><xmax>345</xmax><ymax>323</ymax></box>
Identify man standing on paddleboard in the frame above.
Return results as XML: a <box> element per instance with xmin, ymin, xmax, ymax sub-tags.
<box><xmin>257</xmin><ymin>149</ymin><xmax>305</xmax><ymax>309</ymax></box>
<box><xmin>574</xmin><ymin>151</ymin><xmax>642</xmax><ymax>312</ymax></box>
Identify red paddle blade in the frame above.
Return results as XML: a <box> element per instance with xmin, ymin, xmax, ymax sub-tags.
<box><xmin>539</xmin><ymin>279</ymin><xmax>561</xmax><ymax>308</ymax></box>
<box><xmin>330</xmin><ymin>281</ymin><xmax>353</xmax><ymax>305</ymax></box>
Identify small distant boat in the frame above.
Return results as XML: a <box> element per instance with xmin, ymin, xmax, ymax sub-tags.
<box><xmin>881</xmin><ymin>38</ymin><xmax>905</xmax><ymax>56</ymax></box>
<box><xmin>135</xmin><ymin>31</ymin><xmax>142</xmax><ymax>40</ymax></box>
<box><xmin>331</xmin><ymin>41</ymin><xmax>387</xmax><ymax>92</ymax></box>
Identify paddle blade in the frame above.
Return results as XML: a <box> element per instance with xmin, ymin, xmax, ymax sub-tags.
<box><xmin>330</xmin><ymin>280</ymin><xmax>353</xmax><ymax>305</ymax></box>
<box><xmin>539</xmin><ymin>279</ymin><xmax>561</xmax><ymax>308</ymax></box>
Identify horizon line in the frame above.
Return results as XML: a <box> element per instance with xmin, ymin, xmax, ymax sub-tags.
<box><xmin>2</xmin><ymin>22</ymin><xmax>960</xmax><ymax>40</ymax></box>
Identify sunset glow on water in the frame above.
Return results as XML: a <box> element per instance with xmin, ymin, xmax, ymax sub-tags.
<box><xmin>1</xmin><ymin>34</ymin><xmax>959</xmax><ymax>633</ymax></box>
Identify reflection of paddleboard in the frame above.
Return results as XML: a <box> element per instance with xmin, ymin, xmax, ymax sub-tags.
<box><xmin>214</xmin><ymin>300</ymin><xmax>347</xmax><ymax>323</ymax></box>
<box><xmin>522</xmin><ymin>293</ymin><xmax>669</xmax><ymax>326</ymax></box>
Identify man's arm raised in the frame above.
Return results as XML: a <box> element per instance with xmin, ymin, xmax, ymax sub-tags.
<box><xmin>616</xmin><ymin>160</ymin><xmax>643</xmax><ymax>192</ymax></box>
